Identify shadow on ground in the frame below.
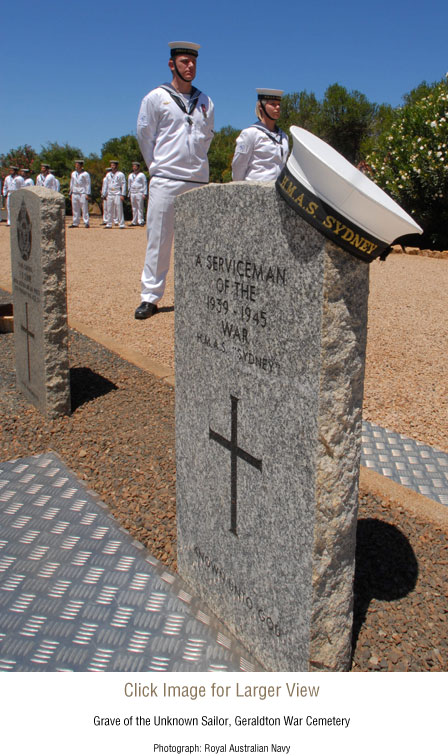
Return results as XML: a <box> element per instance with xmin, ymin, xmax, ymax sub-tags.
<box><xmin>70</xmin><ymin>366</ymin><xmax>117</xmax><ymax>411</ymax></box>
<box><xmin>157</xmin><ymin>305</ymin><xmax>174</xmax><ymax>314</ymax></box>
<box><xmin>351</xmin><ymin>518</ymin><xmax>419</xmax><ymax>655</ymax></box>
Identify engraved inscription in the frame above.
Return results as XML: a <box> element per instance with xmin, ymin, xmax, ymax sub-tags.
<box><xmin>13</xmin><ymin>261</ymin><xmax>40</xmax><ymax>304</ymax></box>
<box><xmin>195</xmin><ymin>253</ymin><xmax>286</xmax><ymax>374</ymax></box>
<box><xmin>194</xmin><ymin>545</ymin><xmax>282</xmax><ymax>638</ymax></box>
<box><xmin>17</xmin><ymin>200</ymin><xmax>32</xmax><ymax>261</ymax></box>
<box><xmin>20</xmin><ymin>302</ymin><xmax>35</xmax><ymax>383</ymax></box>
<box><xmin>209</xmin><ymin>395</ymin><xmax>262</xmax><ymax>536</ymax></box>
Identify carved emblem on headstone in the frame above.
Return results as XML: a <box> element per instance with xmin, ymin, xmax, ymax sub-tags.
<box><xmin>17</xmin><ymin>199</ymin><xmax>32</xmax><ymax>261</ymax></box>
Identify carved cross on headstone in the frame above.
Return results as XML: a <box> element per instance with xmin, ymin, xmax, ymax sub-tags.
<box><xmin>20</xmin><ymin>302</ymin><xmax>34</xmax><ymax>383</ymax></box>
<box><xmin>209</xmin><ymin>395</ymin><xmax>262</xmax><ymax>536</ymax></box>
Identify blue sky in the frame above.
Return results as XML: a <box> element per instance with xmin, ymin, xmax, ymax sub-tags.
<box><xmin>1</xmin><ymin>0</ymin><xmax>447</xmax><ymax>158</ymax></box>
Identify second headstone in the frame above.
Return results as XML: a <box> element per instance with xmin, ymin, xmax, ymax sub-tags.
<box><xmin>10</xmin><ymin>187</ymin><xmax>70</xmax><ymax>417</ymax></box>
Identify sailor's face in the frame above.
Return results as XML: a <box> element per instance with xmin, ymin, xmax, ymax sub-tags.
<box><xmin>171</xmin><ymin>54</ymin><xmax>197</xmax><ymax>81</ymax></box>
<box><xmin>41</xmin><ymin>165</ymin><xmax>48</xmax><ymax>174</ymax></box>
<box><xmin>110</xmin><ymin>164</ymin><xmax>118</xmax><ymax>173</ymax></box>
<box><xmin>264</xmin><ymin>99</ymin><xmax>281</xmax><ymax>120</ymax></box>
<box><xmin>75</xmin><ymin>162</ymin><xmax>83</xmax><ymax>171</ymax></box>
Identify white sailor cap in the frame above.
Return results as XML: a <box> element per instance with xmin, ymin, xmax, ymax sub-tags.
<box><xmin>169</xmin><ymin>41</ymin><xmax>200</xmax><ymax>58</ymax></box>
<box><xmin>74</xmin><ymin>157</ymin><xmax>84</xmax><ymax>163</ymax></box>
<box><xmin>256</xmin><ymin>88</ymin><xmax>283</xmax><ymax>100</ymax></box>
<box><xmin>276</xmin><ymin>126</ymin><xmax>423</xmax><ymax>263</ymax></box>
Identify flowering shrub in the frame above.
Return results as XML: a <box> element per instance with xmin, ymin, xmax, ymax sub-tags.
<box><xmin>366</xmin><ymin>75</ymin><xmax>448</xmax><ymax>248</ymax></box>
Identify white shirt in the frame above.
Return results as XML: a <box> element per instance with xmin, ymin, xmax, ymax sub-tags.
<box><xmin>70</xmin><ymin>170</ymin><xmax>91</xmax><ymax>194</ymax></box>
<box><xmin>128</xmin><ymin>171</ymin><xmax>147</xmax><ymax>195</ymax></box>
<box><xmin>3</xmin><ymin>174</ymin><xmax>24</xmax><ymax>194</ymax></box>
<box><xmin>44</xmin><ymin>174</ymin><xmax>59</xmax><ymax>191</ymax></box>
<box><xmin>101</xmin><ymin>174</ymin><xmax>110</xmax><ymax>196</ymax></box>
<box><xmin>23</xmin><ymin>178</ymin><xmax>34</xmax><ymax>187</ymax></box>
<box><xmin>137</xmin><ymin>83</ymin><xmax>214</xmax><ymax>183</ymax></box>
<box><xmin>104</xmin><ymin>171</ymin><xmax>126</xmax><ymax>196</ymax></box>
<box><xmin>36</xmin><ymin>173</ymin><xmax>46</xmax><ymax>186</ymax></box>
<box><xmin>232</xmin><ymin>122</ymin><xmax>289</xmax><ymax>181</ymax></box>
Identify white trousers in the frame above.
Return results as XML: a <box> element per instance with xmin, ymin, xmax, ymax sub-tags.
<box><xmin>130</xmin><ymin>192</ymin><xmax>146</xmax><ymax>224</ymax></box>
<box><xmin>141</xmin><ymin>177</ymin><xmax>203</xmax><ymax>303</ymax></box>
<box><xmin>105</xmin><ymin>194</ymin><xmax>124</xmax><ymax>227</ymax></box>
<box><xmin>71</xmin><ymin>193</ymin><xmax>89</xmax><ymax>226</ymax></box>
<box><xmin>6</xmin><ymin>193</ymin><xmax>11</xmax><ymax>225</ymax></box>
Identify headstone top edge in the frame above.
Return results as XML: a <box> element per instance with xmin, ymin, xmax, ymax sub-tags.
<box><xmin>14</xmin><ymin>186</ymin><xmax>65</xmax><ymax>202</ymax></box>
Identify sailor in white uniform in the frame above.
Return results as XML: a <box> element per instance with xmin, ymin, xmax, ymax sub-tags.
<box><xmin>20</xmin><ymin>168</ymin><xmax>34</xmax><ymax>187</ymax></box>
<box><xmin>101</xmin><ymin>169</ymin><xmax>111</xmax><ymax>223</ymax></box>
<box><xmin>69</xmin><ymin>159</ymin><xmax>91</xmax><ymax>227</ymax></box>
<box><xmin>3</xmin><ymin>166</ymin><xmax>24</xmax><ymax>225</ymax></box>
<box><xmin>135</xmin><ymin>41</ymin><xmax>214</xmax><ymax>319</ymax></box>
<box><xmin>128</xmin><ymin>162</ymin><xmax>147</xmax><ymax>226</ymax></box>
<box><xmin>103</xmin><ymin>160</ymin><xmax>126</xmax><ymax>228</ymax></box>
<box><xmin>36</xmin><ymin>163</ymin><xmax>50</xmax><ymax>186</ymax></box>
<box><xmin>232</xmin><ymin>89</ymin><xmax>289</xmax><ymax>182</ymax></box>
<box><xmin>44</xmin><ymin>170</ymin><xmax>59</xmax><ymax>191</ymax></box>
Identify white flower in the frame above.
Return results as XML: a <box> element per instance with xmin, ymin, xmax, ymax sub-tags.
<box><xmin>430</xmin><ymin>121</ymin><xmax>437</xmax><ymax>128</ymax></box>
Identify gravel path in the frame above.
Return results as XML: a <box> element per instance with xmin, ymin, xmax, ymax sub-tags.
<box><xmin>1</xmin><ymin>217</ymin><xmax>446</xmax><ymax>451</ymax></box>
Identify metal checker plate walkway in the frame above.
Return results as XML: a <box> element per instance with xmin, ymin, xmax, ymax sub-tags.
<box><xmin>0</xmin><ymin>452</ymin><xmax>262</xmax><ymax>672</ymax></box>
<box><xmin>362</xmin><ymin>421</ymin><xmax>448</xmax><ymax>506</ymax></box>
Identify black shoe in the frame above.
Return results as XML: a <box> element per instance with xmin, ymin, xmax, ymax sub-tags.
<box><xmin>135</xmin><ymin>301</ymin><xmax>158</xmax><ymax>320</ymax></box>
<box><xmin>68</xmin><ymin>224</ymin><xmax>78</xmax><ymax>228</ymax></box>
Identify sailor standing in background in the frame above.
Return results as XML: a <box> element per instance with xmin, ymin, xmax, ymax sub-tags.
<box><xmin>3</xmin><ymin>166</ymin><xmax>24</xmax><ymax>225</ymax></box>
<box><xmin>101</xmin><ymin>168</ymin><xmax>111</xmax><ymax>224</ymax></box>
<box><xmin>69</xmin><ymin>159</ymin><xmax>91</xmax><ymax>228</ymax></box>
<box><xmin>36</xmin><ymin>163</ymin><xmax>50</xmax><ymax>186</ymax></box>
<box><xmin>44</xmin><ymin>169</ymin><xmax>59</xmax><ymax>191</ymax></box>
<box><xmin>103</xmin><ymin>160</ymin><xmax>126</xmax><ymax>228</ymax></box>
<box><xmin>128</xmin><ymin>161</ymin><xmax>147</xmax><ymax>226</ymax></box>
<box><xmin>135</xmin><ymin>41</ymin><xmax>214</xmax><ymax>319</ymax></box>
<box><xmin>232</xmin><ymin>89</ymin><xmax>289</xmax><ymax>181</ymax></box>
<box><xmin>20</xmin><ymin>168</ymin><xmax>34</xmax><ymax>186</ymax></box>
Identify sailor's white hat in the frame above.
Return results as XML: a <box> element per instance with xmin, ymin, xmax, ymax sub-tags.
<box><xmin>169</xmin><ymin>41</ymin><xmax>200</xmax><ymax>57</ymax></box>
<box><xmin>276</xmin><ymin>126</ymin><xmax>423</xmax><ymax>262</ymax></box>
<box><xmin>256</xmin><ymin>88</ymin><xmax>283</xmax><ymax>100</ymax></box>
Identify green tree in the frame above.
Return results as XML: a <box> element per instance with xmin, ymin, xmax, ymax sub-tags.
<box><xmin>101</xmin><ymin>134</ymin><xmax>144</xmax><ymax>176</ymax></box>
<box><xmin>318</xmin><ymin>84</ymin><xmax>377</xmax><ymax>164</ymax></box>
<box><xmin>366</xmin><ymin>75</ymin><xmax>448</xmax><ymax>248</ymax></box>
<box><xmin>208</xmin><ymin>126</ymin><xmax>240</xmax><ymax>183</ymax></box>
<box><xmin>38</xmin><ymin>142</ymin><xmax>82</xmax><ymax>177</ymax></box>
<box><xmin>278</xmin><ymin>91</ymin><xmax>321</xmax><ymax>137</ymax></box>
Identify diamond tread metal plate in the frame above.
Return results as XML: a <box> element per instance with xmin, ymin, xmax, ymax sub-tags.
<box><xmin>362</xmin><ymin>421</ymin><xmax>448</xmax><ymax>507</ymax></box>
<box><xmin>0</xmin><ymin>452</ymin><xmax>262</xmax><ymax>672</ymax></box>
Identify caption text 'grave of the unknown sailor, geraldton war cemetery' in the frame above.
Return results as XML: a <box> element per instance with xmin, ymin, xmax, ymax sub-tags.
<box><xmin>174</xmin><ymin>181</ymin><xmax>370</xmax><ymax>672</ymax></box>
<box><xmin>10</xmin><ymin>187</ymin><xmax>71</xmax><ymax>417</ymax></box>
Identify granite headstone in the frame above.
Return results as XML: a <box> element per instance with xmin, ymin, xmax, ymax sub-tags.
<box><xmin>10</xmin><ymin>187</ymin><xmax>70</xmax><ymax>417</ymax></box>
<box><xmin>174</xmin><ymin>182</ymin><xmax>370</xmax><ymax>672</ymax></box>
